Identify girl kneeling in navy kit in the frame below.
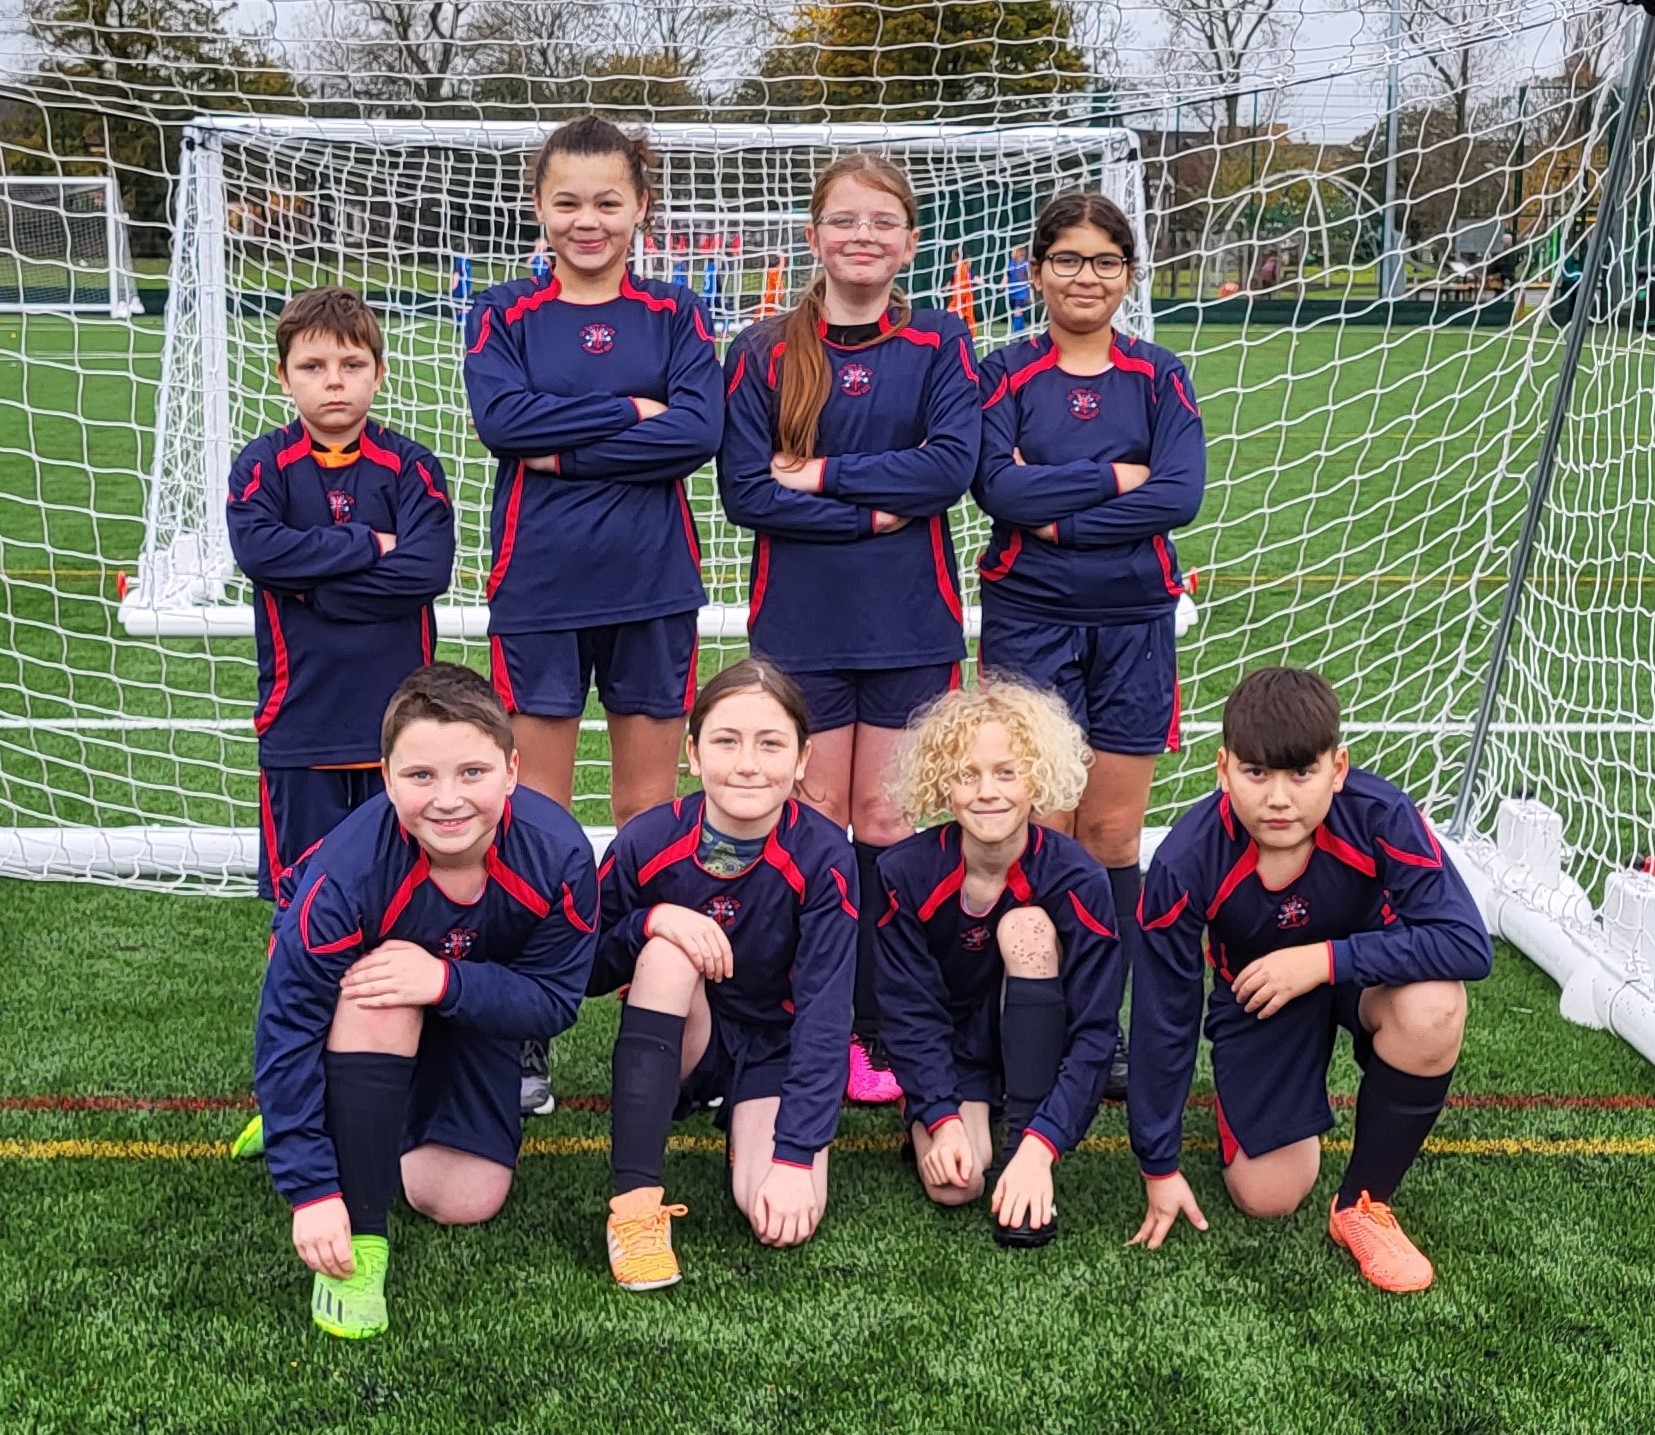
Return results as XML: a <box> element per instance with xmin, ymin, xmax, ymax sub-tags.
<box><xmin>875</xmin><ymin>680</ymin><xmax>1126</xmax><ymax>1246</ymax></box>
<box><xmin>591</xmin><ymin>659</ymin><xmax>858</xmax><ymax>1290</ymax></box>
<box><xmin>973</xmin><ymin>193</ymin><xmax>1206</xmax><ymax>1095</ymax></box>
<box><xmin>719</xmin><ymin>153</ymin><xmax>982</xmax><ymax>1106</ymax></box>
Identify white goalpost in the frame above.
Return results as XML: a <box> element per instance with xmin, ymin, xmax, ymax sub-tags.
<box><xmin>0</xmin><ymin>176</ymin><xmax>143</xmax><ymax>319</ymax></box>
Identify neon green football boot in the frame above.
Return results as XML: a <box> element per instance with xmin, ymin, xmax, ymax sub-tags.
<box><xmin>230</xmin><ymin>1112</ymin><xmax>265</xmax><ymax>1159</ymax></box>
<box><xmin>310</xmin><ymin>1234</ymin><xmax>390</xmax><ymax>1339</ymax></box>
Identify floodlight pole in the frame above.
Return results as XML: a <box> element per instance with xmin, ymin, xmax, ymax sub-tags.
<box><xmin>1449</xmin><ymin>5</ymin><xmax>1655</xmax><ymax>838</ymax></box>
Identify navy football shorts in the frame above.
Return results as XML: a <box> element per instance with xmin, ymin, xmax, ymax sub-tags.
<box><xmin>1207</xmin><ymin>981</ymin><xmax>1374</xmax><ymax>1164</ymax></box>
<box><xmin>401</xmin><ymin>1021</ymin><xmax>523</xmax><ymax>1172</ymax></box>
<box><xmin>785</xmin><ymin>662</ymin><xmax>961</xmax><ymax>734</ymax></box>
<box><xmin>258</xmin><ymin>765</ymin><xmax>384</xmax><ymax>904</ymax></box>
<box><xmin>489</xmin><ymin>610</ymin><xmax>699</xmax><ymax>721</ymax></box>
<box><xmin>978</xmin><ymin>605</ymin><xmax>1180</xmax><ymax>756</ymax></box>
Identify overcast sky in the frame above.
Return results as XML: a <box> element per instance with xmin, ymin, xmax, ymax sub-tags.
<box><xmin>0</xmin><ymin>0</ymin><xmax>1624</xmax><ymax>143</ymax></box>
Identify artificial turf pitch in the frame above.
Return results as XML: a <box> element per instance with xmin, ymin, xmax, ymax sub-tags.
<box><xmin>3</xmin><ymin>877</ymin><xmax>1655</xmax><ymax>1434</ymax></box>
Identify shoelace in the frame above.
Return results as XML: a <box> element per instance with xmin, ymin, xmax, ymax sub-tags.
<box><xmin>1355</xmin><ymin>1193</ymin><xmax>1399</xmax><ymax>1231</ymax></box>
<box><xmin>614</xmin><ymin>1205</ymin><xmax>690</xmax><ymax>1265</ymax></box>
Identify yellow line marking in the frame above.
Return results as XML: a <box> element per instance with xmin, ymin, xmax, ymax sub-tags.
<box><xmin>4</xmin><ymin>1133</ymin><xmax>1655</xmax><ymax>1162</ymax></box>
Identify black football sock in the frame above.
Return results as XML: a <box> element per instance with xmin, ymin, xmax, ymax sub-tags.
<box><xmin>610</xmin><ymin>1004</ymin><xmax>686</xmax><ymax>1196</ymax></box>
<box><xmin>1335</xmin><ymin>1054</ymin><xmax>1454</xmax><ymax>1210</ymax></box>
<box><xmin>1105</xmin><ymin>863</ymin><xmax>1143</xmax><ymax>968</ymax></box>
<box><xmin>852</xmin><ymin>839</ymin><xmax>888</xmax><ymax>1043</ymax></box>
<box><xmin>998</xmin><ymin>976</ymin><xmax>1067</xmax><ymax>1163</ymax></box>
<box><xmin>323</xmin><ymin>1050</ymin><xmax>416</xmax><ymax>1240</ymax></box>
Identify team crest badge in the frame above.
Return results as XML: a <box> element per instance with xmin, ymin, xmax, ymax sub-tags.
<box><xmin>437</xmin><ymin>927</ymin><xmax>477</xmax><ymax>961</ymax></box>
<box><xmin>703</xmin><ymin>896</ymin><xmax>742</xmax><ymax>930</ymax></box>
<box><xmin>579</xmin><ymin>322</ymin><xmax>617</xmax><ymax>354</ymax></box>
<box><xmin>326</xmin><ymin>489</ymin><xmax>354</xmax><ymax>523</ymax></box>
<box><xmin>838</xmin><ymin>363</ymin><xmax>874</xmax><ymax>397</ymax></box>
<box><xmin>1276</xmin><ymin>895</ymin><xmax>1310</xmax><ymax>930</ymax></box>
<box><xmin>1066</xmin><ymin>387</ymin><xmax>1102</xmax><ymax>421</ymax></box>
<box><xmin>961</xmin><ymin>925</ymin><xmax>992</xmax><ymax>952</ymax></box>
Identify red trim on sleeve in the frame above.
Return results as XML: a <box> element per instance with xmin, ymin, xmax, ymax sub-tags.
<box><xmin>467</xmin><ymin>307</ymin><xmax>493</xmax><ymax>354</ymax></box>
<box><xmin>917</xmin><ymin>861</ymin><xmax>966</xmax><ymax>922</ymax></box>
<box><xmin>504</xmin><ymin>279</ymin><xmax>560</xmax><ymax>323</ymax></box>
<box><xmin>692</xmin><ymin>305</ymin><xmax>714</xmax><ymax>342</ymax></box>
<box><xmin>291</xmin><ymin>1191</ymin><xmax>342</xmax><ymax>1212</ymax></box>
<box><xmin>982</xmin><ymin>373</ymin><xmax>1010</xmax><ymax>409</ymax></box>
<box><xmin>435</xmin><ymin>959</ymin><xmax>452</xmax><ymax>1004</ymax></box>
<box><xmin>772</xmin><ymin>1157</ymin><xmax>815</xmax><ymax>1170</ymax></box>
<box><xmin>560</xmin><ymin>881</ymin><xmax>595</xmax><ymax>933</ymax></box>
<box><xmin>893</xmin><ymin>326</ymin><xmax>941</xmax><ymax>349</ymax></box>
<box><xmin>1008</xmin><ymin>343</ymin><xmax>1061</xmax><ymax>393</ymax></box>
<box><xmin>1142</xmin><ymin>1169</ymin><xmax>1180</xmax><ymax>1181</ymax></box>
<box><xmin>747</xmin><ymin>535</ymin><xmax>771</xmax><ymax>628</ymax></box>
<box><xmin>1170</xmin><ymin>371</ymin><xmax>1200</xmax><ymax>415</ymax></box>
<box><xmin>1327</xmin><ymin>940</ymin><xmax>1337</xmax><ymax>985</ymax></box>
<box><xmin>486</xmin><ymin>849</ymin><xmax>553</xmax><ymax>919</ymax></box>
<box><xmin>299</xmin><ymin>877</ymin><xmax>362</xmax><ymax>955</ymax></box>
<box><xmin>1376</xmin><ymin>821</ymin><xmax>1444</xmax><ymax>869</ymax></box>
<box><xmin>378</xmin><ymin>851</ymin><xmax>431</xmax><ymax>936</ymax></box>
<box><xmin>928</xmin><ymin>515</ymin><xmax>963</xmax><ymax>624</ymax></box>
<box><xmin>955</xmin><ymin>334</ymin><xmax>979</xmax><ymax>381</ymax></box>
<box><xmin>236</xmin><ymin>459</ymin><xmax>263</xmax><ymax>502</ymax></box>
<box><xmin>1023</xmin><ymin>1129</ymin><xmax>1061</xmax><ymax>1163</ymax></box>
<box><xmin>766</xmin><ymin>342</ymin><xmax>786</xmax><ymax>389</ymax></box>
<box><xmin>1206</xmin><ymin>845</ymin><xmax>1260</xmax><ymax>921</ymax></box>
<box><xmin>1140</xmin><ymin>890</ymin><xmax>1190</xmax><ymax>931</ymax></box>
<box><xmin>639</xmin><ymin>830</ymin><xmax>698</xmax><ymax>887</ymax></box>
<box><xmin>978</xmin><ymin>529</ymin><xmax>1022</xmax><ymax>583</ymax></box>
<box><xmin>357</xmin><ymin>428</ymin><xmax>401</xmax><ymax>473</ymax></box>
<box><xmin>1108</xmin><ymin>336</ymin><xmax>1157</xmax><ymax>384</ymax></box>
<box><xmin>926</xmin><ymin>1113</ymin><xmax>962</xmax><ymax>1135</ymax></box>
<box><xmin>877</xmin><ymin>889</ymin><xmax>900</xmax><ymax>928</ymax></box>
<box><xmin>485</xmin><ymin>462</ymin><xmax>526</xmax><ymax>601</ymax></box>
<box><xmin>275</xmin><ymin>430</ymin><xmax>310</xmax><ymax>469</ymax></box>
<box><xmin>725</xmin><ymin>350</ymin><xmax>747</xmax><ymax>397</ymax></box>
<box><xmin>1313</xmin><ymin>826</ymin><xmax>1378</xmax><ymax>877</ymax></box>
<box><xmin>414</xmin><ymin>459</ymin><xmax>448</xmax><ymax>506</ymax></box>
<box><xmin>597</xmin><ymin>854</ymin><xmax>614</xmax><ymax>883</ymax></box>
<box><xmin>643</xmin><ymin>904</ymin><xmax>664</xmax><ymax>941</ymax></box>
<box><xmin>1067</xmin><ymin>889</ymin><xmax>1114</xmax><ymax>938</ymax></box>
<box><xmin>619</xmin><ymin>272</ymin><xmax>676</xmax><ymax>312</ymax></box>
<box><xmin>1152</xmin><ymin>535</ymin><xmax>1184</xmax><ymax>598</ymax></box>
<box><xmin>761</xmin><ymin>829</ymin><xmax>808</xmax><ymax>902</ymax></box>
<box><xmin>252</xmin><ymin>591</ymin><xmax>290</xmax><ymax>735</ymax></box>
<box><xmin>829</xmin><ymin>866</ymin><xmax>858</xmax><ymax>919</ymax></box>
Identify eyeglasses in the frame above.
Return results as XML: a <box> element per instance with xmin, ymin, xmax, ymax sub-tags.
<box><xmin>816</xmin><ymin>213</ymin><xmax>910</xmax><ymax>234</ymax></box>
<box><xmin>1043</xmin><ymin>252</ymin><xmax>1130</xmax><ymax>279</ymax></box>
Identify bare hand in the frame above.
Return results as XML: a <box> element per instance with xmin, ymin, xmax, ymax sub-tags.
<box><xmin>1012</xmin><ymin>446</ymin><xmax>1027</xmax><ymax>465</ymax></box>
<box><xmin>521</xmin><ymin>454</ymin><xmax>560</xmax><ymax>473</ymax></box>
<box><xmin>631</xmin><ymin>396</ymin><xmax>668</xmax><ymax>420</ymax></box>
<box><xmin>1231</xmin><ymin>943</ymin><xmax>1329</xmax><ymax>1019</ymax></box>
<box><xmin>373</xmin><ymin>531</ymin><xmax>397</xmax><ymax>556</ymax></box>
<box><xmin>991</xmin><ymin>1137</ymin><xmax>1056</xmax><ymax>1232</ymax></box>
<box><xmin>872</xmin><ymin>510</ymin><xmax>911</xmax><ymax>534</ymax></box>
<box><xmin>646</xmin><ymin>904</ymin><xmax>734</xmax><ymax>982</ymax></box>
<box><xmin>1128</xmin><ymin>1172</ymin><xmax>1210</xmax><ymax>1249</ymax></box>
<box><xmin>751</xmin><ymin>1162</ymin><xmax>822</xmax><ymax>1247</ymax></box>
<box><xmin>1033</xmin><ymin>523</ymin><xmax>1058</xmax><ymax>543</ymax></box>
<box><xmin>293</xmin><ymin>1195</ymin><xmax>354</xmax><ymax>1278</ymax></box>
<box><xmin>339</xmin><ymin>939</ymin><xmax>446</xmax><ymax>1008</ymax></box>
<box><xmin>771</xmin><ymin>454</ymin><xmax>826</xmax><ymax>492</ymax></box>
<box><xmin>1113</xmin><ymin>462</ymin><xmax>1151</xmax><ymax>494</ymax></box>
<box><xmin>919</xmin><ymin>1118</ymin><xmax>976</xmax><ymax>1190</ymax></box>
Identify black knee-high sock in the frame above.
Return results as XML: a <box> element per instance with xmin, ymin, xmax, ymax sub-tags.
<box><xmin>323</xmin><ymin>1050</ymin><xmax>416</xmax><ymax>1239</ymax></box>
<box><xmin>1336</xmin><ymin>1054</ymin><xmax>1454</xmax><ymax>1209</ymax></box>
<box><xmin>999</xmin><ymin>976</ymin><xmax>1067</xmax><ymax>1163</ymax></box>
<box><xmin>610</xmin><ymin>1005</ymin><xmax>686</xmax><ymax>1196</ymax></box>
<box><xmin>1105</xmin><ymin>863</ymin><xmax>1143</xmax><ymax>975</ymax></box>
<box><xmin>852</xmin><ymin>839</ymin><xmax>887</xmax><ymax>1042</ymax></box>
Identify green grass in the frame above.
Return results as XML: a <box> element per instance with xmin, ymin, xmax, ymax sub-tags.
<box><xmin>3</xmin><ymin>877</ymin><xmax>1655</xmax><ymax>1433</ymax></box>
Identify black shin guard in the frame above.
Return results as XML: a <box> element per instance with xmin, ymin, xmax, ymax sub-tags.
<box><xmin>852</xmin><ymin>839</ymin><xmax>887</xmax><ymax>1043</ymax></box>
<box><xmin>323</xmin><ymin>1050</ymin><xmax>417</xmax><ymax>1239</ymax></box>
<box><xmin>1103</xmin><ymin>864</ymin><xmax>1141</xmax><ymax>1100</ymax></box>
<box><xmin>998</xmin><ymin>976</ymin><xmax>1067</xmax><ymax>1161</ymax></box>
<box><xmin>610</xmin><ymin>1005</ymin><xmax>687</xmax><ymax>1196</ymax></box>
<box><xmin>1336</xmin><ymin>1054</ymin><xmax>1454</xmax><ymax>1209</ymax></box>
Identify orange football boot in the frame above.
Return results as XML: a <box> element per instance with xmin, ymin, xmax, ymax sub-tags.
<box><xmin>1329</xmin><ymin>1192</ymin><xmax>1434</xmax><ymax>1292</ymax></box>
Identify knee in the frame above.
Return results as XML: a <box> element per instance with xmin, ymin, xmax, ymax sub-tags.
<box><xmin>1376</xmin><ymin>981</ymin><xmax>1467</xmax><ymax>1069</ymax></box>
<box><xmin>850</xmin><ymin>798</ymin><xmax>908</xmax><ymax>849</ymax></box>
<box><xmin>1225</xmin><ymin>1174</ymin><xmax>1311</xmax><ymax>1220</ymax></box>
<box><xmin>328</xmin><ymin>996</ymin><xmax>422</xmax><ymax>1056</ymax></box>
<box><xmin>1075</xmin><ymin>815</ymin><xmax>1141</xmax><ymax>871</ymax></box>
<box><xmin>405</xmin><ymin>1182</ymin><xmax>508</xmax><ymax>1227</ymax></box>
<box><xmin>998</xmin><ymin>907</ymin><xmax>1060</xmax><ymax>979</ymax></box>
<box><xmin>628</xmin><ymin>936</ymin><xmax>704</xmax><ymax>1006</ymax></box>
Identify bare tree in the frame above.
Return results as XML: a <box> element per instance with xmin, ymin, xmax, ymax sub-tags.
<box><xmin>310</xmin><ymin>0</ymin><xmax>487</xmax><ymax>105</ymax></box>
<box><xmin>1394</xmin><ymin>0</ymin><xmax>1510</xmax><ymax>137</ymax></box>
<box><xmin>1149</xmin><ymin>0</ymin><xmax>1288</xmax><ymax>142</ymax></box>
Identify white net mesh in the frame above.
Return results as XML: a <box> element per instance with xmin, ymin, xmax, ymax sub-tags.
<box><xmin>0</xmin><ymin>0</ymin><xmax>1649</xmax><ymax>898</ymax></box>
<box><xmin>0</xmin><ymin>177</ymin><xmax>141</xmax><ymax>315</ymax></box>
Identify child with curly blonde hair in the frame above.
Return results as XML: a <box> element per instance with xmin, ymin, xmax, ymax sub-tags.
<box><xmin>874</xmin><ymin>678</ymin><xmax>1126</xmax><ymax>1246</ymax></box>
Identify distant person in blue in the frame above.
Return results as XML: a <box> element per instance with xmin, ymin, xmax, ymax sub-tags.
<box><xmin>450</xmin><ymin>254</ymin><xmax>473</xmax><ymax>320</ymax></box>
<box><xmin>1006</xmin><ymin>245</ymin><xmax>1032</xmax><ymax>335</ymax></box>
<box><xmin>529</xmin><ymin>238</ymin><xmax>551</xmax><ymax>282</ymax></box>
